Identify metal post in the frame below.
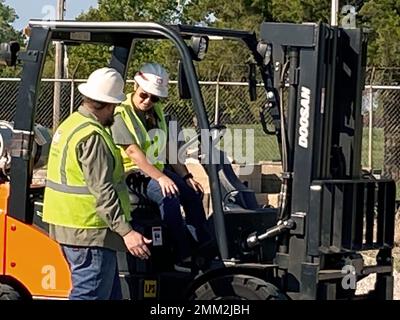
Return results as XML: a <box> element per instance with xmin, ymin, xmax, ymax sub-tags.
<box><xmin>368</xmin><ymin>68</ymin><xmax>375</xmax><ymax>172</ymax></box>
<box><xmin>368</xmin><ymin>85</ymin><xmax>374</xmax><ymax>171</ymax></box>
<box><xmin>214</xmin><ymin>64</ymin><xmax>224</xmax><ymax>125</ymax></box>
<box><xmin>69</xmin><ymin>59</ymin><xmax>82</xmax><ymax>115</ymax></box>
<box><xmin>331</xmin><ymin>0</ymin><xmax>339</xmax><ymax>26</ymax></box>
<box><xmin>53</xmin><ymin>0</ymin><xmax>65</xmax><ymax>131</ymax></box>
<box><xmin>70</xmin><ymin>79</ymin><xmax>75</xmax><ymax>115</ymax></box>
<box><xmin>215</xmin><ymin>83</ymin><xmax>219</xmax><ymax>125</ymax></box>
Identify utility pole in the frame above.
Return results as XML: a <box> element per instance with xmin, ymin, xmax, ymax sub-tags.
<box><xmin>53</xmin><ymin>0</ymin><xmax>65</xmax><ymax>131</ymax></box>
<box><xmin>331</xmin><ymin>0</ymin><xmax>339</xmax><ymax>26</ymax></box>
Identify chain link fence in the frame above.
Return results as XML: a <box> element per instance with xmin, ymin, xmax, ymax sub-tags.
<box><xmin>362</xmin><ymin>86</ymin><xmax>400</xmax><ymax>173</ymax></box>
<box><xmin>0</xmin><ymin>73</ymin><xmax>399</xmax><ymax>183</ymax></box>
<box><xmin>362</xmin><ymin>69</ymin><xmax>400</xmax><ymax>188</ymax></box>
<box><xmin>0</xmin><ymin>78</ymin><xmax>280</xmax><ymax>162</ymax></box>
<box><xmin>0</xmin><ymin>78</ymin><xmax>82</xmax><ymax>128</ymax></box>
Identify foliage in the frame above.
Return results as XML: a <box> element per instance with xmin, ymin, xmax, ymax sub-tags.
<box><xmin>269</xmin><ymin>0</ymin><xmax>330</xmax><ymax>23</ymax></box>
<box><xmin>66</xmin><ymin>0</ymin><xmax>180</xmax><ymax>79</ymax></box>
<box><xmin>359</xmin><ymin>0</ymin><xmax>400</xmax><ymax>67</ymax></box>
<box><xmin>3</xmin><ymin>0</ymin><xmax>400</xmax><ymax>80</ymax></box>
<box><xmin>0</xmin><ymin>0</ymin><xmax>24</xmax><ymax>77</ymax></box>
<box><xmin>0</xmin><ymin>0</ymin><xmax>21</xmax><ymax>43</ymax></box>
<box><xmin>177</xmin><ymin>0</ymin><xmax>331</xmax><ymax>80</ymax></box>
<box><xmin>180</xmin><ymin>0</ymin><xmax>267</xmax><ymax>81</ymax></box>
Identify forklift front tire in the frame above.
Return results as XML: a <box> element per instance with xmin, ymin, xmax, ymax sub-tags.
<box><xmin>191</xmin><ymin>274</ymin><xmax>287</xmax><ymax>300</ymax></box>
<box><xmin>0</xmin><ymin>283</ymin><xmax>21</xmax><ymax>300</ymax></box>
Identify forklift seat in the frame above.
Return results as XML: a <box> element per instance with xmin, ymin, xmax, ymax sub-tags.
<box><xmin>215</xmin><ymin>150</ymin><xmax>260</xmax><ymax>210</ymax></box>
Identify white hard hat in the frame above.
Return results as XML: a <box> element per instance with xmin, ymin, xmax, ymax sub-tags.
<box><xmin>134</xmin><ymin>63</ymin><xmax>169</xmax><ymax>98</ymax></box>
<box><xmin>78</xmin><ymin>67</ymin><xmax>126</xmax><ymax>104</ymax></box>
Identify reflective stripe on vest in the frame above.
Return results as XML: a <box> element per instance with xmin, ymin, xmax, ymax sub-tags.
<box><xmin>115</xmin><ymin>93</ymin><xmax>168</xmax><ymax>172</ymax></box>
<box><xmin>43</xmin><ymin>112</ymin><xmax>131</xmax><ymax>228</ymax></box>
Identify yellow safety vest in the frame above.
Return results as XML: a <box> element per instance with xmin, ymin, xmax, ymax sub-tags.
<box><xmin>43</xmin><ymin>112</ymin><xmax>131</xmax><ymax>228</ymax></box>
<box><xmin>114</xmin><ymin>93</ymin><xmax>168</xmax><ymax>172</ymax></box>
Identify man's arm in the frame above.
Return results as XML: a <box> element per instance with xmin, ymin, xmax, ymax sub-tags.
<box><xmin>78</xmin><ymin>133</ymin><xmax>152</xmax><ymax>259</ymax></box>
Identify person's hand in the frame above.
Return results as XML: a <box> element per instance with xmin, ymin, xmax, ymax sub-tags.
<box><xmin>123</xmin><ymin>230</ymin><xmax>152</xmax><ymax>259</ymax></box>
<box><xmin>186</xmin><ymin>177</ymin><xmax>204</xmax><ymax>194</ymax></box>
<box><xmin>157</xmin><ymin>175</ymin><xmax>179</xmax><ymax>198</ymax></box>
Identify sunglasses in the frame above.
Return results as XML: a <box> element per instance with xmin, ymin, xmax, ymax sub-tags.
<box><xmin>139</xmin><ymin>91</ymin><xmax>160</xmax><ymax>103</ymax></box>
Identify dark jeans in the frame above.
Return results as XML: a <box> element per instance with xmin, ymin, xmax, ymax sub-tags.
<box><xmin>146</xmin><ymin>168</ymin><xmax>211</xmax><ymax>261</ymax></box>
<box><xmin>61</xmin><ymin>245</ymin><xmax>122</xmax><ymax>300</ymax></box>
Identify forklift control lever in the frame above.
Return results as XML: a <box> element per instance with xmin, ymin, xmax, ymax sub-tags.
<box><xmin>246</xmin><ymin>219</ymin><xmax>295</xmax><ymax>248</ymax></box>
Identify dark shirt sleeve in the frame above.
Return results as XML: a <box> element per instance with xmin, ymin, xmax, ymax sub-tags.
<box><xmin>77</xmin><ymin>133</ymin><xmax>132</xmax><ymax>237</ymax></box>
<box><xmin>109</xmin><ymin>113</ymin><xmax>138</xmax><ymax>146</ymax></box>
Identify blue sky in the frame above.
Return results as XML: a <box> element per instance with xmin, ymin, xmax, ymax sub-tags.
<box><xmin>4</xmin><ymin>0</ymin><xmax>98</xmax><ymax>30</ymax></box>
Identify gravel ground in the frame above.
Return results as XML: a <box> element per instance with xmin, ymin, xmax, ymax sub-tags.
<box><xmin>356</xmin><ymin>248</ymin><xmax>400</xmax><ymax>299</ymax></box>
<box><xmin>356</xmin><ymin>270</ymin><xmax>400</xmax><ymax>300</ymax></box>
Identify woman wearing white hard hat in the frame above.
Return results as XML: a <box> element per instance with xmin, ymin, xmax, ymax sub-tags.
<box><xmin>110</xmin><ymin>63</ymin><xmax>212</xmax><ymax>272</ymax></box>
<box><xmin>43</xmin><ymin>67</ymin><xmax>151</xmax><ymax>299</ymax></box>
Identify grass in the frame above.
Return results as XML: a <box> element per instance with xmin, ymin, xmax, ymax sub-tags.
<box><xmin>221</xmin><ymin>125</ymin><xmax>385</xmax><ymax>168</ymax></box>
<box><xmin>361</xmin><ymin>127</ymin><xmax>384</xmax><ymax>170</ymax></box>
<box><xmin>224</xmin><ymin>124</ymin><xmax>280</xmax><ymax>163</ymax></box>
<box><xmin>182</xmin><ymin>124</ymin><xmax>281</xmax><ymax>164</ymax></box>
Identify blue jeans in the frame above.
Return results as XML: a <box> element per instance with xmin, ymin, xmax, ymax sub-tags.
<box><xmin>146</xmin><ymin>168</ymin><xmax>211</xmax><ymax>261</ymax></box>
<box><xmin>61</xmin><ymin>245</ymin><xmax>122</xmax><ymax>300</ymax></box>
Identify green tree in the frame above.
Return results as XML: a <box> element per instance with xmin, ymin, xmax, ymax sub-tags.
<box><xmin>177</xmin><ymin>0</ymin><xmax>332</xmax><ymax>80</ymax></box>
<box><xmin>66</xmin><ymin>0</ymin><xmax>179</xmax><ymax>79</ymax></box>
<box><xmin>179</xmin><ymin>1</ymin><xmax>267</xmax><ymax>81</ymax></box>
<box><xmin>0</xmin><ymin>0</ymin><xmax>24</xmax><ymax>77</ymax></box>
<box><xmin>0</xmin><ymin>0</ymin><xmax>21</xmax><ymax>43</ymax></box>
<box><xmin>48</xmin><ymin>0</ymin><xmax>400</xmax><ymax>81</ymax></box>
<box><xmin>270</xmin><ymin>0</ymin><xmax>330</xmax><ymax>23</ymax></box>
<box><xmin>359</xmin><ymin>0</ymin><xmax>400</xmax><ymax>66</ymax></box>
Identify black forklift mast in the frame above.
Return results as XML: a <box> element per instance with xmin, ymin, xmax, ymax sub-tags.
<box><xmin>9</xmin><ymin>27</ymin><xmax>52</xmax><ymax>225</ymax></box>
<box><xmin>261</xmin><ymin>22</ymin><xmax>396</xmax><ymax>299</ymax></box>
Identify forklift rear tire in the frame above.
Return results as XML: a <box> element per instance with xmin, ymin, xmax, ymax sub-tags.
<box><xmin>0</xmin><ymin>284</ymin><xmax>21</xmax><ymax>300</ymax></box>
<box><xmin>192</xmin><ymin>274</ymin><xmax>286</xmax><ymax>300</ymax></box>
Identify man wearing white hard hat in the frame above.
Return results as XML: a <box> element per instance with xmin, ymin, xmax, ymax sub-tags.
<box><xmin>43</xmin><ymin>67</ymin><xmax>151</xmax><ymax>300</ymax></box>
<box><xmin>110</xmin><ymin>63</ymin><xmax>212</xmax><ymax>272</ymax></box>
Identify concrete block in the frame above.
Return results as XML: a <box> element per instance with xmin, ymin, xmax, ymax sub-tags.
<box><xmin>267</xmin><ymin>194</ymin><xmax>280</xmax><ymax>208</ymax></box>
<box><xmin>185</xmin><ymin>162</ymin><xmax>210</xmax><ymax>193</ymax></box>
<box><xmin>32</xmin><ymin>168</ymin><xmax>46</xmax><ymax>186</ymax></box>
<box><xmin>231</xmin><ymin>164</ymin><xmax>261</xmax><ymax>193</ymax></box>
<box><xmin>260</xmin><ymin>162</ymin><xmax>282</xmax><ymax>193</ymax></box>
<box><xmin>201</xmin><ymin>192</ymin><xmax>214</xmax><ymax>218</ymax></box>
<box><xmin>261</xmin><ymin>174</ymin><xmax>281</xmax><ymax>193</ymax></box>
<box><xmin>260</xmin><ymin>161</ymin><xmax>282</xmax><ymax>175</ymax></box>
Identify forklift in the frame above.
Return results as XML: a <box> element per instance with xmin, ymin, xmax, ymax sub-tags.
<box><xmin>0</xmin><ymin>20</ymin><xmax>396</xmax><ymax>300</ymax></box>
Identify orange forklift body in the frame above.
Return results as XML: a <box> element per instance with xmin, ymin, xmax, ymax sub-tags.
<box><xmin>0</xmin><ymin>183</ymin><xmax>71</xmax><ymax>298</ymax></box>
